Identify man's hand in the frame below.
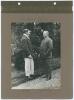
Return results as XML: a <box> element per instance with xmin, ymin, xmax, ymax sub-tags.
<box><xmin>38</xmin><ymin>54</ymin><xmax>40</xmax><ymax>58</ymax></box>
<box><xmin>28</xmin><ymin>54</ymin><xmax>32</xmax><ymax>58</ymax></box>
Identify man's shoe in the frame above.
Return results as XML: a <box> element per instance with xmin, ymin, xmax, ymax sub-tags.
<box><xmin>46</xmin><ymin>75</ymin><xmax>51</xmax><ymax>81</ymax></box>
<box><xmin>25</xmin><ymin>76</ymin><xmax>29</xmax><ymax>81</ymax></box>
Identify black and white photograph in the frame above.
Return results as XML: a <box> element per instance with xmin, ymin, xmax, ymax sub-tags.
<box><xmin>11</xmin><ymin>21</ymin><xmax>61</xmax><ymax>89</ymax></box>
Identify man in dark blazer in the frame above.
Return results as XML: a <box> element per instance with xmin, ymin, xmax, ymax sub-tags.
<box><xmin>21</xmin><ymin>29</ymin><xmax>33</xmax><ymax>58</ymax></box>
<box><xmin>21</xmin><ymin>29</ymin><xmax>34</xmax><ymax>79</ymax></box>
<box><xmin>40</xmin><ymin>30</ymin><xmax>53</xmax><ymax>80</ymax></box>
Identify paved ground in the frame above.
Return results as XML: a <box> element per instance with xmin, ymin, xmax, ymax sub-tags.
<box><xmin>12</xmin><ymin>69</ymin><xmax>61</xmax><ymax>89</ymax></box>
<box><xmin>11</xmin><ymin>57</ymin><xmax>60</xmax><ymax>86</ymax></box>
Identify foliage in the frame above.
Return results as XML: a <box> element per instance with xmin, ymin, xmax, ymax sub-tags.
<box><xmin>11</xmin><ymin>22</ymin><xmax>61</xmax><ymax>57</ymax></box>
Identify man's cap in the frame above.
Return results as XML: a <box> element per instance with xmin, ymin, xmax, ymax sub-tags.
<box><xmin>23</xmin><ymin>29</ymin><xmax>31</xmax><ymax>34</ymax></box>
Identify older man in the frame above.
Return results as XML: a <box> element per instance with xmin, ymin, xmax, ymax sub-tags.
<box><xmin>21</xmin><ymin>29</ymin><xmax>34</xmax><ymax>80</ymax></box>
<box><xmin>40</xmin><ymin>31</ymin><xmax>53</xmax><ymax>80</ymax></box>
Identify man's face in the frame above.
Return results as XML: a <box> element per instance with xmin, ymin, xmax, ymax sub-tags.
<box><xmin>26</xmin><ymin>31</ymin><xmax>31</xmax><ymax>37</ymax></box>
<box><xmin>43</xmin><ymin>31</ymin><xmax>49</xmax><ymax>38</ymax></box>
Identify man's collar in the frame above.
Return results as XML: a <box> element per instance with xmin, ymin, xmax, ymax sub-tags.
<box><xmin>23</xmin><ymin>34</ymin><xmax>30</xmax><ymax>40</ymax></box>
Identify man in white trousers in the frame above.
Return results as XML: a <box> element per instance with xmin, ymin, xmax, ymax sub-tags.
<box><xmin>21</xmin><ymin>29</ymin><xmax>34</xmax><ymax>80</ymax></box>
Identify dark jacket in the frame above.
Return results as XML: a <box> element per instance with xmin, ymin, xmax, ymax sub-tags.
<box><xmin>21</xmin><ymin>35</ymin><xmax>33</xmax><ymax>58</ymax></box>
<box><xmin>40</xmin><ymin>36</ymin><xmax>53</xmax><ymax>59</ymax></box>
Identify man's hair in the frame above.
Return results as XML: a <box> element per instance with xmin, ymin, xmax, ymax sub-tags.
<box><xmin>23</xmin><ymin>29</ymin><xmax>31</xmax><ymax>34</ymax></box>
<box><xmin>23</xmin><ymin>29</ymin><xmax>28</xmax><ymax>33</ymax></box>
<box><xmin>43</xmin><ymin>30</ymin><xmax>49</xmax><ymax>35</ymax></box>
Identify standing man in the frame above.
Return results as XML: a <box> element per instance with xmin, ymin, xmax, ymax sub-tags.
<box><xmin>21</xmin><ymin>29</ymin><xmax>34</xmax><ymax>80</ymax></box>
<box><xmin>40</xmin><ymin>31</ymin><xmax>53</xmax><ymax>80</ymax></box>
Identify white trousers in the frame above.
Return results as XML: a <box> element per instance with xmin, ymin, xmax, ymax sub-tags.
<box><xmin>24</xmin><ymin>58</ymin><xmax>34</xmax><ymax>76</ymax></box>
